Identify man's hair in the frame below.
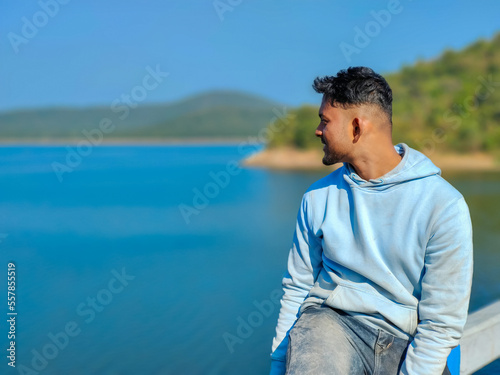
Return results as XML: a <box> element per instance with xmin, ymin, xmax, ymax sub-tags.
<box><xmin>312</xmin><ymin>66</ymin><xmax>393</xmax><ymax>124</ymax></box>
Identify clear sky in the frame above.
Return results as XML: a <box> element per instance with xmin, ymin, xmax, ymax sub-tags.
<box><xmin>1</xmin><ymin>0</ymin><xmax>499</xmax><ymax>111</ymax></box>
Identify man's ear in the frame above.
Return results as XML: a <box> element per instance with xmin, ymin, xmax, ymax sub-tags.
<box><xmin>352</xmin><ymin>117</ymin><xmax>361</xmax><ymax>143</ymax></box>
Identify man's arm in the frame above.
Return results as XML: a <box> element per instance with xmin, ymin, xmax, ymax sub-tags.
<box><xmin>400</xmin><ymin>197</ymin><xmax>473</xmax><ymax>374</ymax></box>
<box><xmin>270</xmin><ymin>194</ymin><xmax>323</xmax><ymax>375</ymax></box>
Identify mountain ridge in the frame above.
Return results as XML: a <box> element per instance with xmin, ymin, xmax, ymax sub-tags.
<box><xmin>0</xmin><ymin>90</ymin><xmax>283</xmax><ymax>140</ymax></box>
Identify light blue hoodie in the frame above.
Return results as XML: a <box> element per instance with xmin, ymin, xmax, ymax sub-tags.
<box><xmin>270</xmin><ymin>143</ymin><xmax>473</xmax><ymax>375</ymax></box>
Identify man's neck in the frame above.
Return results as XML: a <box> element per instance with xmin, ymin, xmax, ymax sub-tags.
<box><xmin>349</xmin><ymin>145</ymin><xmax>403</xmax><ymax>181</ymax></box>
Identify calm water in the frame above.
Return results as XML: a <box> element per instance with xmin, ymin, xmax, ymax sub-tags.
<box><xmin>0</xmin><ymin>145</ymin><xmax>498</xmax><ymax>375</ymax></box>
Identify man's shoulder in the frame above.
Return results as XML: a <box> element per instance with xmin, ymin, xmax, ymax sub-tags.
<box><xmin>405</xmin><ymin>144</ymin><xmax>464</xmax><ymax>203</ymax></box>
<box><xmin>424</xmin><ymin>173</ymin><xmax>465</xmax><ymax>204</ymax></box>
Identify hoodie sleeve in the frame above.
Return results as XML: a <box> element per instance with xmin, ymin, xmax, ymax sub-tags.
<box><xmin>400</xmin><ymin>197</ymin><xmax>473</xmax><ymax>375</ymax></box>
<box><xmin>269</xmin><ymin>193</ymin><xmax>323</xmax><ymax>375</ymax></box>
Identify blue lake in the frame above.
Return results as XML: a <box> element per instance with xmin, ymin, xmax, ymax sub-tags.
<box><xmin>0</xmin><ymin>145</ymin><xmax>499</xmax><ymax>374</ymax></box>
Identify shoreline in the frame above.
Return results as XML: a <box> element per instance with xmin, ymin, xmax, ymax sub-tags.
<box><xmin>243</xmin><ymin>147</ymin><xmax>500</xmax><ymax>172</ymax></box>
<box><xmin>1</xmin><ymin>139</ymin><xmax>498</xmax><ymax>172</ymax></box>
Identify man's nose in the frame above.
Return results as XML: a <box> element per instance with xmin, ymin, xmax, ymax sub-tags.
<box><xmin>315</xmin><ymin>125</ymin><xmax>323</xmax><ymax>138</ymax></box>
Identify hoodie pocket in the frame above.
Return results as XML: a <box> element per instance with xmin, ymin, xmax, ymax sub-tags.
<box><xmin>324</xmin><ymin>284</ymin><xmax>418</xmax><ymax>336</ymax></box>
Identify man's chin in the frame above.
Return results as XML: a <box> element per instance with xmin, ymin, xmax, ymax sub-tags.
<box><xmin>322</xmin><ymin>150</ymin><xmax>341</xmax><ymax>166</ymax></box>
<box><xmin>322</xmin><ymin>156</ymin><xmax>338</xmax><ymax>166</ymax></box>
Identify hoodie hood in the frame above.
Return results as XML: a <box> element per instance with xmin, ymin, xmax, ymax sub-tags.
<box><xmin>342</xmin><ymin>143</ymin><xmax>441</xmax><ymax>190</ymax></box>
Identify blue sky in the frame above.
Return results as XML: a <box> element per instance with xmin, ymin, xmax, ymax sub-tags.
<box><xmin>1</xmin><ymin>0</ymin><xmax>499</xmax><ymax>111</ymax></box>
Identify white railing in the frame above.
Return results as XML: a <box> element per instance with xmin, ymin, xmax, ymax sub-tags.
<box><xmin>460</xmin><ymin>300</ymin><xmax>500</xmax><ymax>374</ymax></box>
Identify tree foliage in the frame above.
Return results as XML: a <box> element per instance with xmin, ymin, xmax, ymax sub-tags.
<box><xmin>268</xmin><ymin>32</ymin><xmax>500</xmax><ymax>155</ymax></box>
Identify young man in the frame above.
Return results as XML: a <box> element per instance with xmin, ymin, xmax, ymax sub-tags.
<box><xmin>269</xmin><ymin>67</ymin><xmax>473</xmax><ymax>375</ymax></box>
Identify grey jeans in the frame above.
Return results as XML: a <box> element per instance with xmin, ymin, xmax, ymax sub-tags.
<box><xmin>285</xmin><ymin>304</ymin><xmax>451</xmax><ymax>375</ymax></box>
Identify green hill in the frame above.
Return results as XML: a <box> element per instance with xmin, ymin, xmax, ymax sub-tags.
<box><xmin>123</xmin><ymin>91</ymin><xmax>282</xmax><ymax>138</ymax></box>
<box><xmin>0</xmin><ymin>91</ymin><xmax>281</xmax><ymax>140</ymax></box>
<box><xmin>268</xmin><ymin>32</ymin><xmax>500</xmax><ymax>155</ymax></box>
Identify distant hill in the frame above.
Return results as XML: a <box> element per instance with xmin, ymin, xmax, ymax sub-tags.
<box><xmin>0</xmin><ymin>91</ymin><xmax>282</xmax><ymax>141</ymax></box>
<box><xmin>267</xmin><ymin>32</ymin><xmax>500</xmax><ymax>155</ymax></box>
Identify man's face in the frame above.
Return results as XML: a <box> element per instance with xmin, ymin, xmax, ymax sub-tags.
<box><xmin>315</xmin><ymin>96</ymin><xmax>351</xmax><ymax>166</ymax></box>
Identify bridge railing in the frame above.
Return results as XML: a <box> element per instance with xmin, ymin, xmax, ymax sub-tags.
<box><xmin>460</xmin><ymin>300</ymin><xmax>500</xmax><ymax>374</ymax></box>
